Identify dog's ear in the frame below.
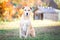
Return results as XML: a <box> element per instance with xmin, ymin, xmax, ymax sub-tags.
<box><xmin>30</xmin><ymin>7</ymin><xmax>32</xmax><ymax>10</ymax></box>
<box><xmin>22</xmin><ymin>7</ymin><xmax>25</xmax><ymax>9</ymax></box>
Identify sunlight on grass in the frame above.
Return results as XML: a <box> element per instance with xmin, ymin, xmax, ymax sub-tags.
<box><xmin>31</xmin><ymin>19</ymin><xmax>60</xmax><ymax>27</ymax></box>
<box><xmin>0</xmin><ymin>19</ymin><xmax>60</xmax><ymax>30</ymax></box>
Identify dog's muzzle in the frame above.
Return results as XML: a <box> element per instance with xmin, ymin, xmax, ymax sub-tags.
<box><xmin>26</xmin><ymin>13</ymin><xmax>28</xmax><ymax>16</ymax></box>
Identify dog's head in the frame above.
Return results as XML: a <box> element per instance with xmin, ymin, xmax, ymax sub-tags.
<box><xmin>22</xmin><ymin>6</ymin><xmax>32</xmax><ymax>17</ymax></box>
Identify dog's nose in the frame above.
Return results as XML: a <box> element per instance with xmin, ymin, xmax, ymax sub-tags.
<box><xmin>26</xmin><ymin>13</ymin><xmax>28</xmax><ymax>16</ymax></box>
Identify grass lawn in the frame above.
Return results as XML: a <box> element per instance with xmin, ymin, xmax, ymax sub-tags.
<box><xmin>0</xmin><ymin>26</ymin><xmax>60</xmax><ymax>40</ymax></box>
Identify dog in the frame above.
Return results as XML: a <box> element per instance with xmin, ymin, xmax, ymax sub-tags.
<box><xmin>19</xmin><ymin>6</ymin><xmax>35</xmax><ymax>38</ymax></box>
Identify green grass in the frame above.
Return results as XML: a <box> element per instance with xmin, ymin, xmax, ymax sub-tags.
<box><xmin>0</xmin><ymin>27</ymin><xmax>60</xmax><ymax>40</ymax></box>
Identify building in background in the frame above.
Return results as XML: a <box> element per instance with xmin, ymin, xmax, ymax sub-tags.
<box><xmin>34</xmin><ymin>7</ymin><xmax>60</xmax><ymax>21</ymax></box>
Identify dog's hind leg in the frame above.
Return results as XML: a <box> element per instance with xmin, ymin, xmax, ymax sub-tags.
<box><xmin>30</xmin><ymin>28</ymin><xmax>35</xmax><ymax>37</ymax></box>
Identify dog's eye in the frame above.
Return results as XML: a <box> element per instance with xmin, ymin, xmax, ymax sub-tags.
<box><xmin>28</xmin><ymin>10</ymin><xmax>30</xmax><ymax>11</ymax></box>
<box><xmin>25</xmin><ymin>9</ymin><xmax>26</xmax><ymax>11</ymax></box>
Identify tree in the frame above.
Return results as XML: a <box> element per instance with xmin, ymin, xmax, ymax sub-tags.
<box><xmin>54</xmin><ymin>0</ymin><xmax>60</xmax><ymax>9</ymax></box>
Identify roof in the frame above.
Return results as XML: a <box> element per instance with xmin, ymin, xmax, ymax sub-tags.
<box><xmin>35</xmin><ymin>7</ymin><xmax>59</xmax><ymax>13</ymax></box>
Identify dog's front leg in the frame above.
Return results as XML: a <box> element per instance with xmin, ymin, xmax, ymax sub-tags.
<box><xmin>25</xmin><ymin>27</ymin><xmax>29</xmax><ymax>38</ymax></box>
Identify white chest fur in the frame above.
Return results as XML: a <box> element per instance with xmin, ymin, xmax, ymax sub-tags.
<box><xmin>20</xmin><ymin>19</ymin><xmax>30</xmax><ymax>32</ymax></box>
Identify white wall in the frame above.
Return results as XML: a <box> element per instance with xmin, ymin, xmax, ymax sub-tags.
<box><xmin>44</xmin><ymin>13</ymin><xmax>58</xmax><ymax>21</ymax></box>
<box><xmin>58</xmin><ymin>13</ymin><xmax>60</xmax><ymax>21</ymax></box>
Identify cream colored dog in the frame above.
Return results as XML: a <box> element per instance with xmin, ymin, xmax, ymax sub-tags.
<box><xmin>19</xmin><ymin>6</ymin><xmax>35</xmax><ymax>38</ymax></box>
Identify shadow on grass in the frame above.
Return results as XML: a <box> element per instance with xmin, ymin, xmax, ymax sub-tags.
<box><xmin>0</xmin><ymin>26</ymin><xmax>60</xmax><ymax>40</ymax></box>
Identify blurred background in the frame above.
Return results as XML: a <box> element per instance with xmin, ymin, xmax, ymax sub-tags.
<box><xmin>0</xmin><ymin>0</ymin><xmax>60</xmax><ymax>21</ymax></box>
